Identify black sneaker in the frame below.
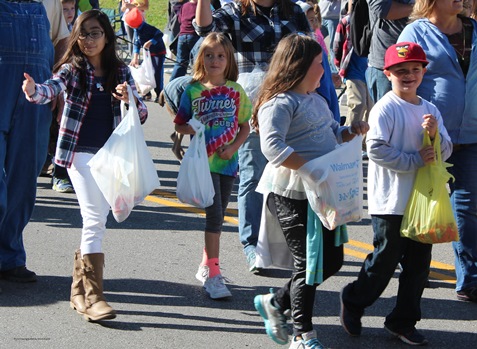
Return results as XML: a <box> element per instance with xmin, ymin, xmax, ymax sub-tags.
<box><xmin>340</xmin><ymin>288</ymin><xmax>362</xmax><ymax>336</ymax></box>
<box><xmin>0</xmin><ymin>266</ymin><xmax>37</xmax><ymax>283</ymax></box>
<box><xmin>385</xmin><ymin>326</ymin><xmax>428</xmax><ymax>346</ymax></box>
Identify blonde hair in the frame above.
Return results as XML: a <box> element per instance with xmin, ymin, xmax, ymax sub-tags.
<box><xmin>409</xmin><ymin>0</ymin><xmax>438</xmax><ymax>22</ymax></box>
<box><xmin>313</xmin><ymin>3</ymin><xmax>322</xmax><ymax>26</ymax></box>
<box><xmin>251</xmin><ymin>34</ymin><xmax>322</xmax><ymax>130</ymax></box>
<box><xmin>191</xmin><ymin>32</ymin><xmax>238</xmax><ymax>83</ymax></box>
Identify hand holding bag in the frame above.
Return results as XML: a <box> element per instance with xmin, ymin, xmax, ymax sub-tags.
<box><xmin>400</xmin><ymin>131</ymin><xmax>459</xmax><ymax>244</ymax></box>
<box><xmin>300</xmin><ymin>135</ymin><xmax>364</xmax><ymax>230</ymax></box>
<box><xmin>176</xmin><ymin>118</ymin><xmax>215</xmax><ymax>208</ymax></box>
<box><xmin>130</xmin><ymin>48</ymin><xmax>156</xmax><ymax>94</ymax></box>
<box><xmin>88</xmin><ymin>85</ymin><xmax>161</xmax><ymax>222</ymax></box>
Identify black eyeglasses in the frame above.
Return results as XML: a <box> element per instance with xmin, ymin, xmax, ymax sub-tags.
<box><xmin>79</xmin><ymin>30</ymin><xmax>104</xmax><ymax>40</ymax></box>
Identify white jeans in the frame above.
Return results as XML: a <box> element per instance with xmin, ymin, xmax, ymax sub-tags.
<box><xmin>67</xmin><ymin>153</ymin><xmax>110</xmax><ymax>255</ymax></box>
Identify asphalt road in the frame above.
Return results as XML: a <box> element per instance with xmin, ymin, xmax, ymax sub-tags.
<box><xmin>1</xmin><ymin>71</ymin><xmax>476</xmax><ymax>349</ymax></box>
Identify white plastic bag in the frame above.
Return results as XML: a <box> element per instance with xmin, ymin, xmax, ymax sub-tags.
<box><xmin>176</xmin><ymin>118</ymin><xmax>215</xmax><ymax>208</ymax></box>
<box><xmin>130</xmin><ymin>48</ymin><xmax>156</xmax><ymax>94</ymax></box>
<box><xmin>302</xmin><ymin>135</ymin><xmax>363</xmax><ymax>230</ymax></box>
<box><xmin>237</xmin><ymin>64</ymin><xmax>267</xmax><ymax>103</ymax></box>
<box><xmin>88</xmin><ymin>85</ymin><xmax>161</xmax><ymax>222</ymax></box>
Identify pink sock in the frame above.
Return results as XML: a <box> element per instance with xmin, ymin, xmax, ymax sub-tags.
<box><xmin>200</xmin><ymin>247</ymin><xmax>208</xmax><ymax>267</ymax></box>
<box><xmin>206</xmin><ymin>258</ymin><xmax>220</xmax><ymax>278</ymax></box>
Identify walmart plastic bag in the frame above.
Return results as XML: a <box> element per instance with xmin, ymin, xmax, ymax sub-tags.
<box><xmin>302</xmin><ymin>135</ymin><xmax>364</xmax><ymax>230</ymax></box>
<box><xmin>88</xmin><ymin>85</ymin><xmax>160</xmax><ymax>222</ymax></box>
<box><xmin>176</xmin><ymin>118</ymin><xmax>215</xmax><ymax>208</ymax></box>
<box><xmin>400</xmin><ymin>131</ymin><xmax>458</xmax><ymax>244</ymax></box>
<box><xmin>130</xmin><ymin>48</ymin><xmax>156</xmax><ymax>95</ymax></box>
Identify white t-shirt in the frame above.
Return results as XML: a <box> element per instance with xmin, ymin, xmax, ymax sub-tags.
<box><xmin>366</xmin><ymin>91</ymin><xmax>452</xmax><ymax>215</ymax></box>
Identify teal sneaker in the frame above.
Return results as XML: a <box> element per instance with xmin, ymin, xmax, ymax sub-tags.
<box><xmin>254</xmin><ymin>290</ymin><xmax>288</xmax><ymax>345</ymax></box>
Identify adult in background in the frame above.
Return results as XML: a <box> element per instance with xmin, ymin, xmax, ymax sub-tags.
<box><xmin>399</xmin><ymin>0</ymin><xmax>477</xmax><ymax>303</ymax></box>
<box><xmin>367</xmin><ymin>0</ymin><xmax>415</xmax><ymax>102</ymax></box>
<box><xmin>0</xmin><ymin>0</ymin><xmax>54</xmax><ymax>282</ymax></box>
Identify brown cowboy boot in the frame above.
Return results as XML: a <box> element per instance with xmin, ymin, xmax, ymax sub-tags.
<box><xmin>70</xmin><ymin>249</ymin><xmax>86</xmax><ymax>314</ymax></box>
<box><xmin>81</xmin><ymin>253</ymin><xmax>116</xmax><ymax>322</ymax></box>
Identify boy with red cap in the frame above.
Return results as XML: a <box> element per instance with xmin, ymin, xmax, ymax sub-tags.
<box><xmin>125</xmin><ymin>7</ymin><xmax>166</xmax><ymax>102</ymax></box>
<box><xmin>339</xmin><ymin>42</ymin><xmax>453</xmax><ymax>346</ymax></box>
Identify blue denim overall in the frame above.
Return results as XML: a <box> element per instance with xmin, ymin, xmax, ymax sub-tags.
<box><xmin>0</xmin><ymin>0</ymin><xmax>54</xmax><ymax>271</ymax></box>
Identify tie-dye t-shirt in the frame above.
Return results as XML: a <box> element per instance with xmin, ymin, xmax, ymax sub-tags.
<box><xmin>174</xmin><ymin>80</ymin><xmax>252</xmax><ymax>177</ymax></box>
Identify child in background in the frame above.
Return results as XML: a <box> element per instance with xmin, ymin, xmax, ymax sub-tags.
<box><xmin>333</xmin><ymin>6</ymin><xmax>373</xmax><ymax>157</ymax></box>
<box><xmin>253</xmin><ymin>34</ymin><xmax>368</xmax><ymax>348</ymax></box>
<box><xmin>340</xmin><ymin>42</ymin><xmax>452</xmax><ymax>346</ymax></box>
<box><xmin>170</xmin><ymin>0</ymin><xmax>200</xmax><ymax>80</ymax></box>
<box><xmin>62</xmin><ymin>0</ymin><xmax>76</xmax><ymax>31</ymax></box>
<box><xmin>125</xmin><ymin>7</ymin><xmax>166</xmax><ymax>103</ymax></box>
<box><xmin>22</xmin><ymin>10</ymin><xmax>148</xmax><ymax>322</ymax></box>
<box><xmin>174</xmin><ymin>32</ymin><xmax>251</xmax><ymax>300</ymax></box>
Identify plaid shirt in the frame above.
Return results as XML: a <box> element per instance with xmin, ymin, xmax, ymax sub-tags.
<box><xmin>28</xmin><ymin>61</ymin><xmax>148</xmax><ymax>168</ymax></box>
<box><xmin>193</xmin><ymin>1</ymin><xmax>311</xmax><ymax>73</ymax></box>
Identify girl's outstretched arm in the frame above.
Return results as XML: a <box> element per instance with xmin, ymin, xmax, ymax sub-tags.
<box><xmin>22</xmin><ymin>73</ymin><xmax>37</xmax><ymax>99</ymax></box>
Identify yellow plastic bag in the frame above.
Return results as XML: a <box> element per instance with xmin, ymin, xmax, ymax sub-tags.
<box><xmin>400</xmin><ymin>131</ymin><xmax>459</xmax><ymax>244</ymax></box>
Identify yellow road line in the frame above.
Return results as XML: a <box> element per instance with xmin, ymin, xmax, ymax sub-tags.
<box><xmin>146</xmin><ymin>192</ymin><xmax>456</xmax><ymax>283</ymax></box>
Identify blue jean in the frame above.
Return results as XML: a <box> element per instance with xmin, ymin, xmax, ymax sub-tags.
<box><xmin>365</xmin><ymin>66</ymin><xmax>391</xmax><ymax>103</ymax></box>
<box><xmin>0</xmin><ymin>0</ymin><xmax>54</xmax><ymax>271</ymax></box>
<box><xmin>170</xmin><ymin>34</ymin><xmax>200</xmax><ymax>81</ymax></box>
<box><xmin>448</xmin><ymin>145</ymin><xmax>477</xmax><ymax>292</ymax></box>
<box><xmin>152</xmin><ymin>54</ymin><xmax>165</xmax><ymax>96</ymax></box>
<box><xmin>341</xmin><ymin>215</ymin><xmax>432</xmax><ymax>332</ymax></box>
<box><xmin>321</xmin><ymin>18</ymin><xmax>339</xmax><ymax>74</ymax></box>
<box><xmin>237</xmin><ymin>132</ymin><xmax>268</xmax><ymax>256</ymax></box>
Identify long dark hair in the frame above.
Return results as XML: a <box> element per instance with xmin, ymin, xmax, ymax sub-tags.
<box><xmin>252</xmin><ymin>34</ymin><xmax>322</xmax><ymax>129</ymax></box>
<box><xmin>54</xmin><ymin>9</ymin><xmax>125</xmax><ymax>93</ymax></box>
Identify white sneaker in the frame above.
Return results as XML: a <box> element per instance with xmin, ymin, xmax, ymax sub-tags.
<box><xmin>288</xmin><ymin>330</ymin><xmax>324</xmax><ymax>349</ymax></box>
<box><xmin>195</xmin><ymin>265</ymin><xmax>209</xmax><ymax>285</ymax></box>
<box><xmin>203</xmin><ymin>274</ymin><xmax>232</xmax><ymax>299</ymax></box>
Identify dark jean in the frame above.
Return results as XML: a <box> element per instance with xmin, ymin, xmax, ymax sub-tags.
<box><xmin>170</xmin><ymin>33</ymin><xmax>200</xmax><ymax>81</ymax></box>
<box><xmin>0</xmin><ymin>0</ymin><xmax>54</xmax><ymax>270</ymax></box>
<box><xmin>205</xmin><ymin>173</ymin><xmax>235</xmax><ymax>233</ymax></box>
<box><xmin>237</xmin><ymin>132</ymin><xmax>268</xmax><ymax>256</ymax></box>
<box><xmin>342</xmin><ymin>215</ymin><xmax>432</xmax><ymax>332</ymax></box>
<box><xmin>270</xmin><ymin>194</ymin><xmax>343</xmax><ymax>335</ymax></box>
<box><xmin>365</xmin><ymin>66</ymin><xmax>392</xmax><ymax>103</ymax></box>
<box><xmin>152</xmin><ymin>54</ymin><xmax>165</xmax><ymax>97</ymax></box>
<box><xmin>448</xmin><ymin>144</ymin><xmax>477</xmax><ymax>292</ymax></box>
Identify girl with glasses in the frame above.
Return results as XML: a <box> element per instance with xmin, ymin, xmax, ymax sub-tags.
<box><xmin>22</xmin><ymin>9</ymin><xmax>148</xmax><ymax>322</ymax></box>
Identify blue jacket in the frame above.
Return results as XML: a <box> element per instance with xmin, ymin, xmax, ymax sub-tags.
<box><xmin>134</xmin><ymin>22</ymin><xmax>166</xmax><ymax>56</ymax></box>
<box><xmin>399</xmin><ymin>18</ymin><xmax>477</xmax><ymax>144</ymax></box>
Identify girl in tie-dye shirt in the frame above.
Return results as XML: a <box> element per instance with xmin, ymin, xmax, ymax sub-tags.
<box><xmin>174</xmin><ymin>32</ymin><xmax>251</xmax><ymax>300</ymax></box>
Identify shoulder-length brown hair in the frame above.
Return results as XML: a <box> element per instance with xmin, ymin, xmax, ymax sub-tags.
<box><xmin>192</xmin><ymin>32</ymin><xmax>239</xmax><ymax>83</ymax></box>
<box><xmin>251</xmin><ymin>33</ymin><xmax>322</xmax><ymax>129</ymax></box>
<box><xmin>54</xmin><ymin>9</ymin><xmax>125</xmax><ymax>93</ymax></box>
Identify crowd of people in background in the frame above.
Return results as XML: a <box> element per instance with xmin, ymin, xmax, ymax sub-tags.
<box><xmin>1</xmin><ymin>0</ymin><xmax>477</xmax><ymax>348</ymax></box>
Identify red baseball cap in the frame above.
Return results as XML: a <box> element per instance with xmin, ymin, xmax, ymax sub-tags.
<box><xmin>384</xmin><ymin>42</ymin><xmax>429</xmax><ymax>70</ymax></box>
<box><xmin>124</xmin><ymin>8</ymin><xmax>144</xmax><ymax>29</ymax></box>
